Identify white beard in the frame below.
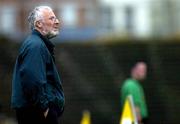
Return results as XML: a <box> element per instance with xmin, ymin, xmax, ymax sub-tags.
<box><xmin>42</xmin><ymin>30</ymin><xmax>59</xmax><ymax>39</ymax></box>
<box><xmin>47</xmin><ymin>30</ymin><xmax>59</xmax><ymax>39</ymax></box>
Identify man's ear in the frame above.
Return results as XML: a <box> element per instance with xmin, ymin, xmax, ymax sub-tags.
<box><xmin>35</xmin><ymin>21</ymin><xmax>42</xmax><ymax>28</ymax></box>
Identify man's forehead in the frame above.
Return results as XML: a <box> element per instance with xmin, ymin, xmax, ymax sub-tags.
<box><xmin>42</xmin><ymin>9</ymin><xmax>55</xmax><ymax>16</ymax></box>
<box><xmin>136</xmin><ymin>62</ymin><xmax>146</xmax><ymax>67</ymax></box>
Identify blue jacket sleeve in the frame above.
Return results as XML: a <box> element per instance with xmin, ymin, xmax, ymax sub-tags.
<box><xmin>19</xmin><ymin>43</ymin><xmax>49</xmax><ymax>111</ymax></box>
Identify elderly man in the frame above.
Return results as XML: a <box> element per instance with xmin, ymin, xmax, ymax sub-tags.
<box><xmin>11</xmin><ymin>6</ymin><xmax>65</xmax><ymax>124</ymax></box>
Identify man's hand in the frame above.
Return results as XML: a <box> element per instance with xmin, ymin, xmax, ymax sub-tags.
<box><xmin>44</xmin><ymin>108</ymin><xmax>49</xmax><ymax>118</ymax></box>
<box><xmin>135</xmin><ymin>106</ymin><xmax>142</xmax><ymax>124</ymax></box>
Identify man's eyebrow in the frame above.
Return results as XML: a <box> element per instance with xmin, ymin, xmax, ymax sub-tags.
<box><xmin>49</xmin><ymin>16</ymin><xmax>56</xmax><ymax>20</ymax></box>
<box><xmin>49</xmin><ymin>16</ymin><xmax>55</xmax><ymax>18</ymax></box>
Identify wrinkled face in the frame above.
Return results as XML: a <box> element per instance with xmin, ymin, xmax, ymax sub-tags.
<box><xmin>40</xmin><ymin>9</ymin><xmax>60</xmax><ymax>39</ymax></box>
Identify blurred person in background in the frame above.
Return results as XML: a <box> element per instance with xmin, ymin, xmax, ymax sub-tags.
<box><xmin>11</xmin><ymin>6</ymin><xmax>65</xmax><ymax>124</ymax></box>
<box><xmin>120</xmin><ymin>62</ymin><xmax>148</xmax><ymax>124</ymax></box>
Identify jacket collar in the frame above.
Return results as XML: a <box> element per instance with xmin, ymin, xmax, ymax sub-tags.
<box><xmin>32</xmin><ymin>29</ymin><xmax>55</xmax><ymax>56</ymax></box>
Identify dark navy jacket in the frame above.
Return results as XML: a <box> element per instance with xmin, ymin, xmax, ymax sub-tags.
<box><xmin>11</xmin><ymin>30</ymin><xmax>65</xmax><ymax>112</ymax></box>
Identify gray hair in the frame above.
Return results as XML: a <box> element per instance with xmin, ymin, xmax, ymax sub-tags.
<box><xmin>28</xmin><ymin>6</ymin><xmax>53</xmax><ymax>30</ymax></box>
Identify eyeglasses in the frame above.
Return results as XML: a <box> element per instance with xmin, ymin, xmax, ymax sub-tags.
<box><xmin>49</xmin><ymin>16</ymin><xmax>59</xmax><ymax>22</ymax></box>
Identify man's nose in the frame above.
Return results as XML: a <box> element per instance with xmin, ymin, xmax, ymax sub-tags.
<box><xmin>55</xmin><ymin>18</ymin><xmax>59</xmax><ymax>24</ymax></box>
